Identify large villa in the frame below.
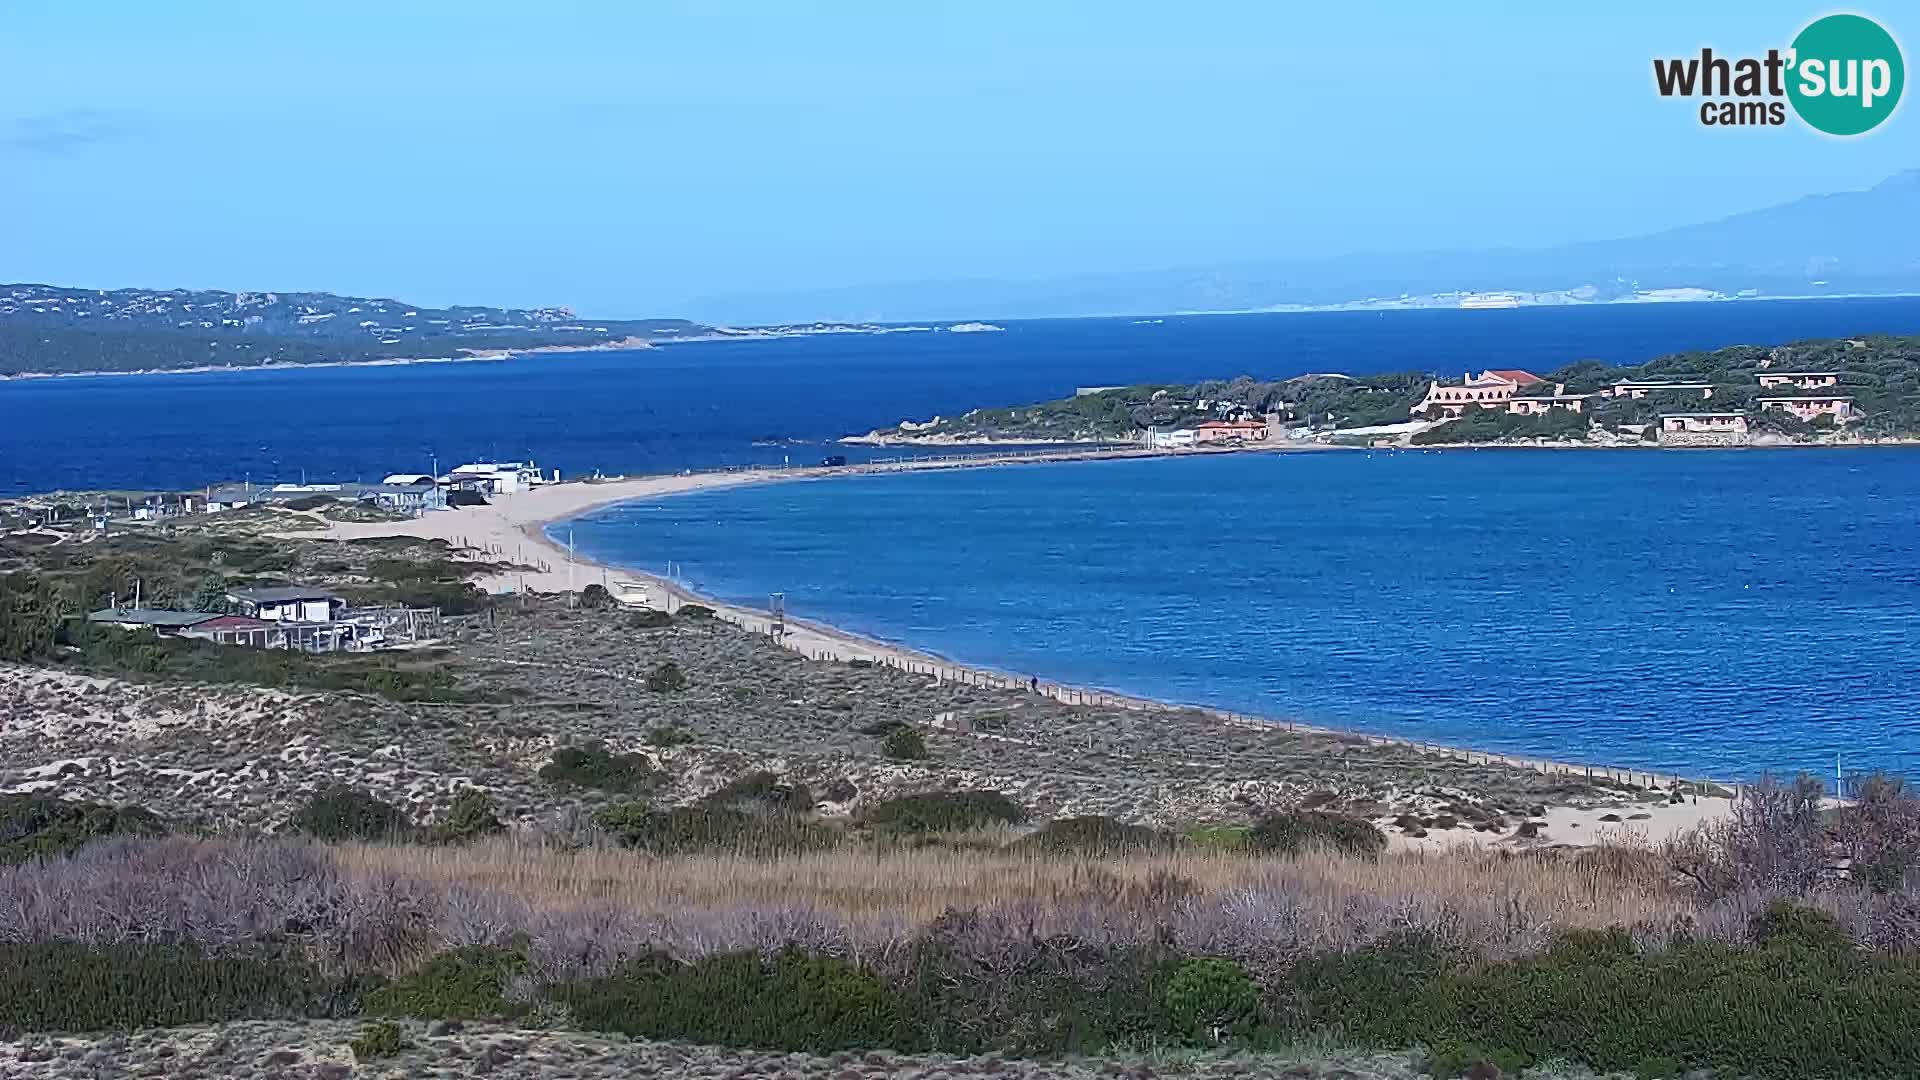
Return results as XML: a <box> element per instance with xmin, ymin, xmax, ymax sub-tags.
<box><xmin>1411</xmin><ymin>367</ymin><xmax>1856</xmax><ymax>438</ymax></box>
<box><xmin>1411</xmin><ymin>369</ymin><xmax>1593</xmax><ymax>418</ymax></box>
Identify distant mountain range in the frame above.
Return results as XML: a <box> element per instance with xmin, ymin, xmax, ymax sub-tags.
<box><xmin>685</xmin><ymin>170</ymin><xmax>1920</xmax><ymax>324</ymax></box>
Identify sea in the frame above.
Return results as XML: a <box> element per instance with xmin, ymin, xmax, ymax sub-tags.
<box><xmin>564</xmin><ymin>450</ymin><xmax>1920</xmax><ymax>783</ymax></box>
<box><xmin>5</xmin><ymin>297</ymin><xmax>1920</xmax><ymax>780</ymax></box>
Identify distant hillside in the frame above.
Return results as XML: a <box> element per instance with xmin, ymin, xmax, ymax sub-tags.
<box><xmin>859</xmin><ymin>334</ymin><xmax>1920</xmax><ymax>445</ymax></box>
<box><xmin>0</xmin><ymin>285</ymin><xmax>715</xmax><ymax>376</ymax></box>
<box><xmin>688</xmin><ymin>170</ymin><xmax>1920</xmax><ymax>323</ymax></box>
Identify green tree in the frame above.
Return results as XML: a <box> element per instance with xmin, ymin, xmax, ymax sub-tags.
<box><xmin>189</xmin><ymin>574</ymin><xmax>229</xmax><ymax>614</ymax></box>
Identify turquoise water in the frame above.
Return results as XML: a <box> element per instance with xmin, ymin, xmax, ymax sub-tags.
<box><xmin>563</xmin><ymin>449</ymin><xmax>1920</xmax><ymax>781</ymax></box>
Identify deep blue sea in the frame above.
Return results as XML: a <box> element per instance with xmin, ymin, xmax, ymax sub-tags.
<box><xmin>7</xmin><ymin>298</ymin><xmax>1920</xmax><ymax>780</ymax></box>
<box><xmin>7</xmin><ymin>297</ymin><xmax>1920</xmax><ymax>495</ymax></box>
<box><xmin>566</xmin><ymin>450</ymin><xmax>1920</xmax><ymax>783</ymax></box>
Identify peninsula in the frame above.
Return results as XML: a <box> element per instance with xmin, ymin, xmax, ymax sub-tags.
<box><xmin>0</xmin><ymin>284</ymin><xmax>920</xmax><ymax>378</ymax></box>
<box><xmin>851</xmin><ymin>334</ymin><xmax>1920</xmax><ymax>448</ymax></box>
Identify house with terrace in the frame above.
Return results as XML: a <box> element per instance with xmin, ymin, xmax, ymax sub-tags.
<box><xmin>1757</xmin><ymin>371</ymin><xmax>1841</xmax><ymax>390</ymax></box>
<box><xmin>1605</xmin><ymin>379</ymin><xmax>1715</xmax><ymax>400</ymax></box>
<box><xmin>1410</xmin><ymin>369</ymin><xmax>1544</xmax><ymax>417</ymax></box>
<box><xmin>1756</xmin><ymin>395</ymin><xmax>1855</xmax><ymax>424</ymax></box>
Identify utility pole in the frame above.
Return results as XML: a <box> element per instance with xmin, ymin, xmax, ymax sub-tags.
<box><xmin>567</xmin><ymin>528</ymin><xmax>576</xmax><ymax>596</ymax></box>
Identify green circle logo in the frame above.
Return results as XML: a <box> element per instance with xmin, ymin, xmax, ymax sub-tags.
<box><xmin>1787</xmin><ymin>14</ymin><xmax>1904</xmax><ymax>135</ymax></box>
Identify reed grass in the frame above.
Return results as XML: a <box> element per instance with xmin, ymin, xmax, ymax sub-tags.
<box><xmin>336</xmin><ymin>835</ymin><xmax>1683</xmax><ymax>931</ymax></box>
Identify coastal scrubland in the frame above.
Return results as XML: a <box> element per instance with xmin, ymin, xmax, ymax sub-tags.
<box><xmin>867</xmin><ymin>335</ymin><xmax>1920</xmax><ymax>444</ymax></box>
<box><xmin>3</xmin><ymin>520</ymin><xmax>1918</xmax><ymax>1077</ymax></box>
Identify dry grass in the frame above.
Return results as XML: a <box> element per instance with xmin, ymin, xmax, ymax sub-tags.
<box><xmin>337</xmin><ymin>836</ymin><xmax>1684</xmax><ymax>931</ymax></box>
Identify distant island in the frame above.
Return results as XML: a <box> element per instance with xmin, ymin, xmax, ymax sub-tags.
<box><xmin>0</xmin><ymin>284</ymin><xmax>909</xmax><ymax>378</ymax></box>
<box><xmin>849</xmin><ymin>334</ymin><xmax>1920</xmax><ymax>448</ymax></box>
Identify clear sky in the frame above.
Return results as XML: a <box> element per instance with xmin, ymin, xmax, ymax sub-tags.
<box><xmin>1</xmin><ymin>2</ymin><xmax>1911</xmax><ymax>318</ymax></box>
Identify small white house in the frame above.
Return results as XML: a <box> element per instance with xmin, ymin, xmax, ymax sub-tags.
<box><xmin>1146</xmin><ymin>428</ymin><xmax>1197</xmax><ymax>449</ymax></box>
<box><xmin>446</xmin><ymin>461</ymin><xmax>554</xmax><ymax>496</ymax></box>
<box><xmin>226</xmin><ymin>586</ymin><xmax>348</xmax><ymax>624</ymax></box>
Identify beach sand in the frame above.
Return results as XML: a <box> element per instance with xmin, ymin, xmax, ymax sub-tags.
<box><xmin>315</xmin><ymin>453</ymin><xmax>1734</xmax><ymax>848</ymax></box>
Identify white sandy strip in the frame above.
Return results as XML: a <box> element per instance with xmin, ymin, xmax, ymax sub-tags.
<box><xmin>314</xmin><ymin>455</ymin><xmax>1734</xmax><ymax>846</ymax></box>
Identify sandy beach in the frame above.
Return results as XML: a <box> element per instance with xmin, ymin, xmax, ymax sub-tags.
<box><xmin>318</xmin><ymin>448</ymin><xmax>1735</xmax><ymax>849</ymax></box>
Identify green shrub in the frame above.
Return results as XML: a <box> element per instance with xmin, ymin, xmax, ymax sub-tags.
<box><xmin>538</xmin><ymin>742</ymin><xmax>660</xmax><ymax>795</ymax></box>
<box><xmin>700</xmin><ymin>771</ymin><xmax>814</xmax><ymax>814</ymax></box>
<box><xmin>349</xmin><ymin>1020</ymin><xmax>407</xmax><ymax>1060</ymax></box>
<box><xmin>1248</xmin><ymin>810</ymin><xmax>1386</xmax><ymax>857</ymax></box>
<box><xmin>579</xmin><ymin>583</ymin><xmax>612</xmax><ymax>611</ymax></box>
<box><xmin>560</xmin><ymin>949</ymin><xmax>912</xmax><ymax>1053</ymax></box>
<box><xmin>1010</xmin><ymin>816</ymin><xmax>1175</xmax><ymax>856</ymax></box>
<box><xmin>1163</xmin><ymin>957</ymin><xmax>1259</xmax><ymax>1040</ymax></box>
<box><xmin>859</xmin><ymin>790</ymin><xmax>1026</xmax><ymax>834</ymax></box>
<box><xmin>646</xmin><ymin>661</ymin><xmax>689</xmax><ymax>692</ymax></box>
<box><xmin>643</xmin><ymin>724</ymin><xmax>695</xmax><ymax>748</ymax></box>
<box><xmin>1283</xmin><ymin>928</ymin><xmax>1920</xmax><ymax>1079</ymax></box>
<box><xmin>824</xmin><ymin>778</ymin><xmax>858</xmax><ymax>803</ymax></box>
<box><xmin>627</xmin><ymin>609</ymin><xmax>673</xmax><ymax>629</ymax></box>
<box><xmin>0</xmin><ymin>942</ymin><xmax>361</xmax><ymax>1033</ymax></box>
<box><xmin>676</xmin><ymin>604</ymin><xmax>715</xmax><ymax>619</ymax></box>
<box><xmin>362</xmin><ymin>946</ymin><xmax>526</xmax><ymax>1020</ymax></box>
<box><xmin>1750</xmin><ymin>899</ymin><xmax>1855</xmax><ymax>952</ymax></box>
<box><xmin>880</xmin><ymin>725</ymin><xmax>928</xmax><ymax>760</ymax></box>
<box><xmin>0</xmin><ymin>795</ymin><xmax>166</xmax><ymax>865</ymax></box>
<box><xmin>288</xmin><ymin>786</ymin><xmax>415</xmax><ymax>842</ymax></box>
<box><xmin>430</xmin><ymin>788</ymin><xmax>505</xmax><ymax>844</ymax></box>
<box><xmin>592</xmin><ymin>803</ymin><xmax>836</xmax><ymax>856</ymax></box>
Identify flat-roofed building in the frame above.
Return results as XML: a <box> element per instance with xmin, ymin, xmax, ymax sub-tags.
<box><xmin>1756</xmin><ymin>372</ymin><xmax>1840</xmax><ymax>390</ymax></box>
<box><xmin>1756</xmin><ymin>396</ymin><xmax>1855</xmax><ymax>423</ymax></box>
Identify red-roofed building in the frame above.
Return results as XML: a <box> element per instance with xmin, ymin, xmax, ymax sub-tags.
<box><xmin>1483</xmin><ymin>369</ymin><xmax>1546</xmax><ymax>387</ymax></box>
<box><xmin>1410</xmin><ymin>369</ymin><xmax>1545</xmax><ymax>418</ymax></box>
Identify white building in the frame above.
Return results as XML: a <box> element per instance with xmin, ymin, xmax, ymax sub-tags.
<box><xmin>226</xmin><ymin>586</ymin><xmax>348</xmax><ymax>624</ymax></box>
<box><xmin>446</xmin><ymin>461</ymin><xmax>555</xmax><ymax>495</ymax></box>
<box><xmin>1146</xmin><ymin>428</ymin><xmax>1197</xmax><ymax>448</ymax></box>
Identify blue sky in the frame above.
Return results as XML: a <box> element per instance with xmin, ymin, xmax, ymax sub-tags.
<box><xmin>1</xmin><ymin>1</ymin><xmax>1911</xmax><ymax>318</ymax></box>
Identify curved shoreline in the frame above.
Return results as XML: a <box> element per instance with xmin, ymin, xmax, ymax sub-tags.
<box><xmin>321</xmin><ymin>447</ymin><xmax>1734</xmax><ymax>798</ymax></box>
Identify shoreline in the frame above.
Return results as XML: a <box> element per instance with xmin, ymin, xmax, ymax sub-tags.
<box><xmin>0</xmin><ymin>324</ymin><xmax>944</xmax><ymax>383</ymax></box>
<box><xmin>318</xmin><ymin>446</ymin><xmax>1741</xmax><ymax>848</ymax></box>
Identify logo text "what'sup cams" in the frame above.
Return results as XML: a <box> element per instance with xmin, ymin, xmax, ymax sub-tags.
<box><xmin>1652</xmin><ymin>13</ymin><xmax>1905</xmax><ymax>136</ymax></box>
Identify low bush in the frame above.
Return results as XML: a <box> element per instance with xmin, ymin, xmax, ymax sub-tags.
<box><xmin>823</xmin><ymin>778</ymin><xmax>858</xmax><ymax>803</ymax></box>
<box><xmin>700</xmin><ymin>771</ymin><xmax>814</xmax><ymax>814</ymax></box>
<box><xmin>430</xmin><ymin>789</ymin><xmax>505</xmax><ymax>844</ymax></box>
<box><xmin>676</xmin><ymin>604</ymin><xmax>715</xmax><ymax>619</ymax></box>
<box><xmin>538</xmin><ymin>743</ymin><xmax>660</xmax><ymax>795</ymax></box>
<box><xmin>0</xmin><ymin>795</ymin><xmax>166</xmax><ymax>865</ymax></box>
<box><xmin>643</xmin><ymin>724</ymin><xmax>695</xmax><ymax>748</ymax></box>
<box><xmin>646</xmin><ymin>661</ymin><xmax>689</xmax><ymax>693</ymax></box>
<box><xmin>578</xmin><ymin>584</ymin><xmax>612</xmax><ymax>611</ymax></box>
<box><xmin>349</xmin><ymin>1020</ymin><xmax>407</xmax><ymax>1060</ymax></box>
<box><xmin>628</xmin><ymin>609</ymin><xmax>673</xmax><ymax>629</ymax></box>
<box><xmin>1009</xmin><ymin>816</ymin><xmax>1175</xmax><ymax>856</ymax></box>
<box><xmin>560</xmin><ymin>949</ymin><xmax>914</xmax><ymax>1053</ymax></box>
<box><xmin>288</xmin><ymin>786</ymin><xmax>415</xmax><ymax>842</ymax></box>
<box><xmin>1750</xmin><ymin>898</ymin><xmax>1854</xmax><ymax>952</ymax></box>
<box><xmin>1163</xmin><ymin>957</ymin><xmax>1260</xmax><ymax>1041</ymax></box>
<box><xmin>1248</xmin><ymin>810</ymin><xmax>1386</xmax><ymax>857</ymax></box>
<box><xmin>362</xmin><ymin>946</ymin><xmax>526</xmax><ymax>1020</ymax></box>
<box><xmin>1283</xmin><ymin>911</ymin><xmax>1920</xmax><ymax>1080</ymax></box>
<box><xmin>0</xmin><ymin>941</ymin><xmax>361</xmax><ymax>1034</ymax></box>
<box><xmin>859</xmin><ymin>790</ymin><xmax>1026</xmax><ymax>834</ymax></box>
<box><xmin>592</xmin><ymin>803</ymin><xmax>836</xmax><ymax>856</ymax></box>
<box><xmin>880</xmin><ymin>725</ymin><xmax>929</xmax><ymax>761</ymax></box>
